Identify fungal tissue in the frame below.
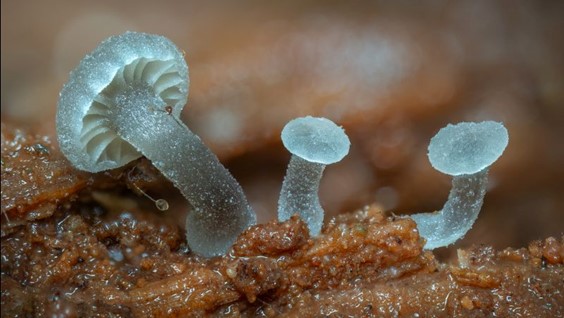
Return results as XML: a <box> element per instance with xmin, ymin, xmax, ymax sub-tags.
<box><xmin>56</xmin><ymin>32</ymin><xmax>510</xmax><ymax>256</ymax></box>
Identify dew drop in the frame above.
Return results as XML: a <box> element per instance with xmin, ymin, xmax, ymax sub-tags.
<box><xmin>155</xmin><ymin>199</ymin><xmax>169</xmax><ymax>211</ymax></box>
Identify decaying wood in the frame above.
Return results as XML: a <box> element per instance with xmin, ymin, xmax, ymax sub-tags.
<box><xmin>1</xmin><ymin>122</ymin><xmax>562</xmax><ymax>317</ymax></box>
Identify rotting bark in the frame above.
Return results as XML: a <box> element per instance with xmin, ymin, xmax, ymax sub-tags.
<box><xmin>2</xmin><ymin>121</ymin><xmax>563</xmax><ymax>317</ymax></box>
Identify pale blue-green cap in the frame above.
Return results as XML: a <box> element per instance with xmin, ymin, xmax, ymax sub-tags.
<box><xmin>281</xmin><ymin>116</ymin><xmax>350</xmax><ymax>165</ymax></box>
<box><xmin>428</xmin><ymin>121</ymin><xmax>509</xmax><ymax>176</ymax></box>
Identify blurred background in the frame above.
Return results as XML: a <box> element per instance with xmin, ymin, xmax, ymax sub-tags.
<box><xmin>2</xmin><ymin>0</ymin><xmax>563</xmax><ymax>251</ymax></box>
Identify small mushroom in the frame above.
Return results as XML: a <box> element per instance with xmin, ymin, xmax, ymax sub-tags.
<box><xmin>278</xmin><ymin>116</ymin><xmax>350</xmax><ymax>236</ymax></box>
<box><xmin>411</xmin><ymin>121</ymin><xmax>509</xmax><ymax>249</ymax></box>
<box><xmin>57</xmin><ymin>32</ymin><xmax>256</xmax><ymax>257</ymax></box>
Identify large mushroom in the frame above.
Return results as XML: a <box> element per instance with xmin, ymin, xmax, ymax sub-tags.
<box><xmin>411</xmin><ymin>121</ymin><xmax>509</xmax><ymax>249</ymax></box>
<box><xmin>278</xmin><ymin>116</ymin><xmax>350</xmax><ymax>236</ymax></box>
<box><xmin>56</xmin><ymin>31</ymin><xmax>256</xmax><ymax>257</ymax></box>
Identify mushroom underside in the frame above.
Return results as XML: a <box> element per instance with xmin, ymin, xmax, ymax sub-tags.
<box><xmin>80</xmin><ymin>57</ymin><xmax>185</xmax><ymax>165</ymax></box>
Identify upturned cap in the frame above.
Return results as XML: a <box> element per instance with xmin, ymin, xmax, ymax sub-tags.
<box><xmin>427</xmin><ymin>121</ymin><xmax>509</xmax><ymax>176</ymax></box>
<box><xmin>281</xmin><ymin>116</ymin><xmax>350</xmax><ymax>165</ymax></box>
<box><xmin>56</xmin><ymin>31</ymin><xmax>189</xmax><ymax>172</ymax></box>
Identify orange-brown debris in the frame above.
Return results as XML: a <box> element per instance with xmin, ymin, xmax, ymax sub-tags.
<box><xmin>1</xmin><ymin>121</ymin><xmax>563</xmax><ymax>317</ymax></box>
<box><xmin>1</xmin><ymin>122</ymin><xmax>89</xmax><ymax>223</ymax></box>
<box><xmin>2</xmin><ymin>200</ymin><xmax>563</xmax><ymax>317</ymax></box>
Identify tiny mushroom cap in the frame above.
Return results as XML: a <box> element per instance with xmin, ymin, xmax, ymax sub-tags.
<box><xmin>281</xmin><ymin>116</ymin><xmax>351</xmax><ymax>165</ymax></box>
<box><xmin>427</xmin><ymin>121</ymin><xmax>509</xmax><ymax>176</ymax></box>
<box><xmin>57</xmin><ymin>31</ymin><xmax>257</xmax><ymax>257</ymax></box>
<box><xmin>57</xmin><ymin>31</ymin><xmax>188</xmax><ymax>172</ymax></box>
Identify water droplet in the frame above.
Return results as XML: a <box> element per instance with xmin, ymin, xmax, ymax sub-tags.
<box><xmin>155</xmin><ymin>199</ymin><xmax>169</xmax><ymax>211</ymax></box>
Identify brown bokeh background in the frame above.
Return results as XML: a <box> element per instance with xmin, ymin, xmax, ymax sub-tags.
<box><xmin>2</xmin><ymin>0</ymin><xmax>563</xmax><ymax>251</ymax></box>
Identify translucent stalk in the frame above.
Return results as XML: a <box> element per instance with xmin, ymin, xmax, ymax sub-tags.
<box><xmin>411</xmin><ymin>169</ymin><xmax>488</xmax><ymax>249</ymax></box>
<box><xmin>278</xmin><ymin>155</ymin><xmax>325</xmax><ymax>236</ymax></box>
<box><xmin>113</xmin><ymin>87</ymin><xmax>256</xmax><ymax>257</ymax></box>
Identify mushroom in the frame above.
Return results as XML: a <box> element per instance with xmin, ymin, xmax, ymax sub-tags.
<box><xmin>56</xmin><ymin>31</ymin><xmax>256</xmax><ymax>257</ymax></box>
<box><xmin>277</xmin><ymin>116</ymin><xmax>351</xmax><ymax>236</ymax></box>
<box><xmin>410</xmin><ymin>121</ymin><xmax>509</xmax><ymax>249</ymax></box>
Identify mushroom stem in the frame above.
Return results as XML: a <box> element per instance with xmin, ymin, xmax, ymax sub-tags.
<box><xmin>411</xmin><ymin>169</ymin><xmax>488</xmax><ymax>250</ymax></box>
<box><xmin>56</xmin><ymin>32</ymin><xmax>256</xmax><ymax>257</ymax></box>
<box><xmin>113</xmin><ymin>88</ymin><xmax>256</xmax><ymax>257</ymax></box>
<box><xmin>278</xmin><ymin>155</ymin><xmax>326</xmax><ymax>236</ymax></box>
<box><xmin>410</xmin><ymin>120</ymin><xmax>508</xmax><ymax>250</ymax></box>
<box><xmin>277</xmin><ymin>116</ymin><xmax>350</xmax><ymax>236</ymax></box>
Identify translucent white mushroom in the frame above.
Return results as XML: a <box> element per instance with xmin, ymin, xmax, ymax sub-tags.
<box><xmin>278</xmin><ymin>116</ymin><xmax>350</xmax><ymax>236</ymax></box>
<box><xmin>411</xmin><ymin>121</ymin><xmax>509</xmax><ymax>249</ymax></box>
<box><xmin>56</xmin><ymin>32</ymin><xmax>256</xmax><ymax>257</ymax></box>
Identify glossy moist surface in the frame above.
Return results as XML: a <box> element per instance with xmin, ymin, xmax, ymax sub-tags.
<box><xmin>2</xmin><ymin>123</ymin><xmax>563</xmax><ymax>317</ymax></box>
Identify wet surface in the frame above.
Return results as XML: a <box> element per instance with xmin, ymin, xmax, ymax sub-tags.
<box><xmin>1</xmin><ymin>190</ymin><xmax>562</xmax><ymax>316</ymax></box>
<box><xmin>2</xmin><ymin>1</ymin><xmax>564</xmax><ymax>316</ymax></box>
<box><xmin>0</xmin><ymin>132</ymin><xmax>562</xmax><ymax>315</ymax></box>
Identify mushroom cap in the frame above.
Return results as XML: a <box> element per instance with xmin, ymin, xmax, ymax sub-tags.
<box><xmin>56</xmin><ymin>31</ymin><xmax>189</xmax><ymax>172</ymax></box>
<box><xmin>281</xmin><ymin>116</ymin><xmax>350</xmax><ymax>165</ymax></box>
<box><xmin>427</xmin><ymin>121</ymin><xmax>509</xmax><ymax>176</ymax></box>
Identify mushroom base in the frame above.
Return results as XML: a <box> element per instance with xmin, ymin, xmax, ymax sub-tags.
<box><xmin>411</xmin><ymin>169</ymin><xmax>489</xmax><ymax>249</ymax></box>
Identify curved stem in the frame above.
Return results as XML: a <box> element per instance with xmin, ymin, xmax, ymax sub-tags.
<box><xmin>278</xmin><ymin>155</ymin><xmax>325</xmax><ymax>236</ymax></box>
<box><xmin>113</xmin><ymin>90</ymin><xmax>256</xmax><ymax>256</ymax></box>
<box><xmin>411</xmin><ymin>169</ymin><xmax>488</xmax><ymax>249</ymax></box>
